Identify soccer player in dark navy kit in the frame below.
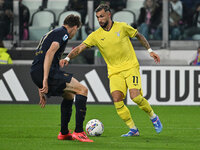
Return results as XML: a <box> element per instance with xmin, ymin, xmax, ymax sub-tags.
<box><xmin>30</xmin><ymin>14</ymin><xmax>93</xmax><ymax>142</ymax></box>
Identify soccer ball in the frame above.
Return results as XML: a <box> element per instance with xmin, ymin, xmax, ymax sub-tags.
<box><xmin>86</xmin><ymin>119</ymin><xmax>104</xmax><ymax>136</ymax></box>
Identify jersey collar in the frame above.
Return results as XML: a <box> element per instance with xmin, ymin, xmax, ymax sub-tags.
<box><xmin>62</xmin><ymin>26</ymin><xmax>69</xmax><ymax>37</ymax></box>
<box><xmin>103</xmin><ymin>21</ymin><xmax>114</xmax><ymax>32</ymax></box>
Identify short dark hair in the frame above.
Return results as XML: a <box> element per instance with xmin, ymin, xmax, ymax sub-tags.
<box><xmin>95</xmin><ymin>4</ymin><xmax>111</xmax><ymax>13</ymax></box>
<box><xmin>63</xmin><ymin>14</ymin><xmax>81</xmax><ymax>28</ymax></box>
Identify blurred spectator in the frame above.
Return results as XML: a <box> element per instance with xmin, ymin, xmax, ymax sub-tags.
<box><xmin>169</xmin><ymin>0</ymin><xmax>183</xmax><ymax>40</ymax></box>
<box><xmin>19</xmin><ymin>0</ymin><xmax>30</xmax><ymax>40</ymax></box>
<box><xmin>182</xmin><ymin>3</ymin><xmax>200</xmax><ymax>40</ymax></box>
<box><xmin>110</xmin><ymin>0</ymin><xmax>127</xmax><ymax>13</ymax></box>
<box><xmin>4</xmin><ymin>0</ymin><xmax>12</xmax><ymax>9</ymax></box>
<box><xmin>94</xmin><ymin>0</ymin><xmax>127</xmax><ymax>14</ymax></box>
<box><xmin>0</xmin><ymin>42</ymin><xmax>13</xmax><ymax>64</ymax></box>
<box><xmin>65</xmin><ymin>0</ymin><xmax>87</xmax><ymax>24</ymax></box>
<box><xmin>137</xmin><ymin>0</ymin><xmax>162</xmax><ymax>40</ymax></box>
<box><xmin>192</xmin><ymin>47</ymin><xmax>200</xmax><ymax>65</ymax></box>
<box><xmin>0</xmin><ymin>0</ymin><xmax>13</xmax><ymax>43</ymax></box>
<box><xmin>181</xmin><ymin>0</ymin><xmax>200</xmax><ymax>10</ymax></box>
<box><xmin>154</xmin><ymin>0</ymin><xmax>183</xmax><ymax>40</ymax></box>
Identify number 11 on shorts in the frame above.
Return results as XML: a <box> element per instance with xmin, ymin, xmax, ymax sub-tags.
<box><xmin>133</xmin><ymin>76</ymin><xmax>138</xmax><ymax>84</ymax></box>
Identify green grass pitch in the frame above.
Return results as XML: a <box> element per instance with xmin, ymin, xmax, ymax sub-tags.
<box><xmin>0</xmin><ymin>104</ymin><xmax>200</xmax><ymax>150</ymax></box>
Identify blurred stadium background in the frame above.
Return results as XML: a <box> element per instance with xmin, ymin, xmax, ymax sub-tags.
<box><xmin>0</xmin><ymin>0</ymin><xmax>200</xmax><ymax>149</ymax></box>
<box><xmin>1</xmin><ymin>0</ymin><xmax>199</xmax><ymax>105</ymax></box>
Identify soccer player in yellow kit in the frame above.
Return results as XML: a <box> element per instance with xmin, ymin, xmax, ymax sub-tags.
<box><xmin>60</xmin><ymin>4</ymin><xmax>163</xmax><ymax>136</ymax></box>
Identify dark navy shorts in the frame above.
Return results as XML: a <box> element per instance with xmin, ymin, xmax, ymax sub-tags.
<box><xmin>30</xmin><ymin>67</ymin><xmax>73</xmax><ymax>98</ymax></box>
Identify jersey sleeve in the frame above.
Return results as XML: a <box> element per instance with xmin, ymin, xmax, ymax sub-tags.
<box><xmin>83</xmin><ymin>32</ymin><xmax>96</xmax><ymax>48</ymax></box>
<box><xmin>123</xmin><ymin>23</ymin><xmax>138</xmax><ymax>38</ymax></box>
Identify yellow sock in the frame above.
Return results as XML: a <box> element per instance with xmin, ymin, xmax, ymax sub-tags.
<box><xmin>114</xmin><ymin>101</ymin><xmax>135</xmax><ymax>128</ymax></box>
<box><xmin>132</xmin><ymin>95</ymin><xmax>154</xmax><ymax>117</ymax></box>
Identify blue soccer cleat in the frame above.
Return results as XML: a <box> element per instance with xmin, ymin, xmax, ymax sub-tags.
<box><xmin>151</xmin><ymin>115</ymin><xmax>163</xmax><ymax>133</ymax></box>
<box><xmin>121</xmin><ymin>128</ymin><xmax>140</xmax><ymax>137</ymax></box>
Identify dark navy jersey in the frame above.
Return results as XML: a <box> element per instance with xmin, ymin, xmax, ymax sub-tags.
<box><xmin>31</xmin><ymin>26</ymin><xmax>69</xmax><ymax>71</ymax></box>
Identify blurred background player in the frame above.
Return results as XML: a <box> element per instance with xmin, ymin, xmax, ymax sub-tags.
<box><xmin>30</xmin><ymin>14</ymin><xmax>93</xmax><ymax>142</ymax></box>
<box><xmin>0</xmin><ymin>42</ymin><xmax>13</xmax><ymax>64</ymax></box>
<box><xmin>60</xmin><ymin>4</ymin><xmax>163</xmax><ymax>136</ymax></box>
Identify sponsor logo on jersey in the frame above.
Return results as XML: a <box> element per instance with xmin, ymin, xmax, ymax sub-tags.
<box><xmin>115</xmin><ymin>31</ymin><xmax>121</xmax><ymax>37</ymax></box>
<box><xmin>63</xmin><ymin>34</ymin><xmax>68</xmax><ymax>41</ymax></box>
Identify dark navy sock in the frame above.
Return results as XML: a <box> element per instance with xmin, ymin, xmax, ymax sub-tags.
<box><xmin>75</xmin><ymin>95</ymin><xmax>87</xmax><ymax>133</ymax></box>
<box><xmin>60</xmin><ymin>99</ymin><xmax>73</xmax><ymax>135</ymax></box>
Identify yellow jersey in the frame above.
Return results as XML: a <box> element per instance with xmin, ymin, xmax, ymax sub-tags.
<box><xmin>83</xmin><ymin>22</ymin><xmax>139</xmax><ymax>77</ymax></box>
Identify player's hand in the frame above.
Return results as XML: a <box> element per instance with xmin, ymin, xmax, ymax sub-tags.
<box><xmin>39</xmin><ymin>94</ymin><xmax>47</xmax><ymax>108</ymax></box>
<box><xmin>150</xmin><ymin>52</ymin><xmax>160</xmax><ymax>64</ymax></box>
<box><xmin>38</xmin><ymin>89</ymin><xmax>47</xmax><ymax>108</ymax></box>
<box><xmin>59</xmin><ymin>59</ymin><xmax>69</xmax><ymax>68</ymax></box>
<box><xmin>40</xmin><ymin>79</ymin><xmax>48</xmax><ymax>94</ymax></box>
<box><xmin>39</xmin><ymin>96</ymin><xmax>47</xmax><ymax>108</ymax></box>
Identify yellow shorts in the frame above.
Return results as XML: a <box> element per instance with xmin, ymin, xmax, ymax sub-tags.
<box><xmin>109</xmin><ymin>67</ymin><xmax>143</xmax><ymax>99</ymax></box>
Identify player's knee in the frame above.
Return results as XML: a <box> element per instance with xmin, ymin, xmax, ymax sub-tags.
<box><xmin>130</xmin><ymin>89</ymin><xmax>140</xmax><ymax>100</ymax></box>
<box><xmin>112</xmin><ymin>91</ymin><xmax>124</xmax><ymax>102</ymax></box>
<box><xmin>82</xmin><ymin>86</ymin><xmax>88</xmax><ymax>95</ymax></box>
<box><xmin>112</xmin><ymin>96</ymin><xmax>123</xmax><ymax>102</ymax></box>
<box><xmin>77</xmin><ymin>85</ymin><xmax>88</xmax><ymax>96</ymax></box>
<box><xmin>62</xmin><ymin>92</ymin><xmax>75</xmax><ymax>100</ymax></box>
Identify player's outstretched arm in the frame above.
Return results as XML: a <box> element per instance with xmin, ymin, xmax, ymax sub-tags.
<box><xmin>135</xmin><ymin>32</ymin><xmax>151</xmax><ymax>50</ymax></box>
<box><xmin>135</xmin><ymin>32</ymin><xmax>160</xmax><ymax>64</ymax></box>
<box><xmin>59</xmin><ymin>43</ymin><xmax>88</xmax><ymax>68</ymax></box>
